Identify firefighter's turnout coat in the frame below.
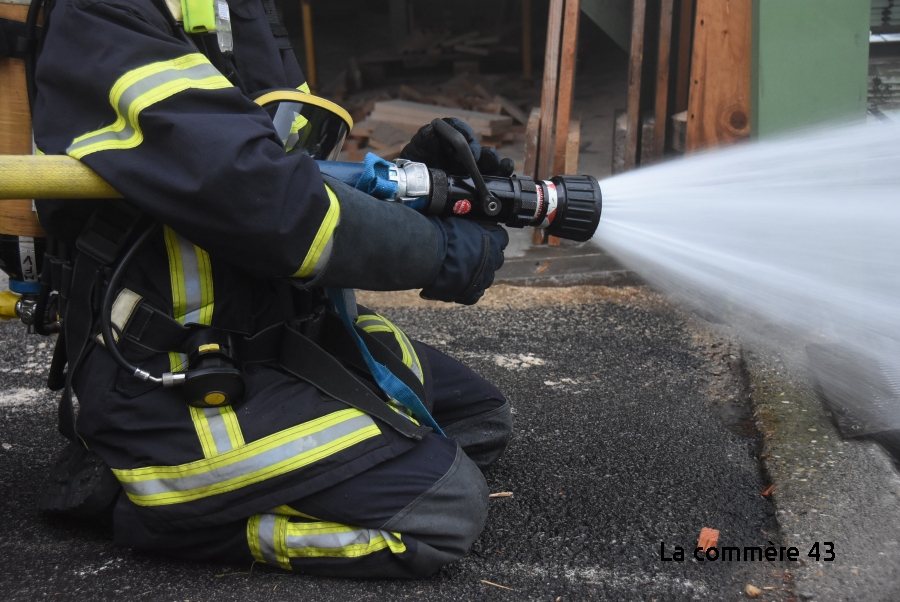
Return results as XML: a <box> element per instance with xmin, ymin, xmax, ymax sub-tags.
<box><xmin>32</xmin><ymin>0</ymin><xmax>511</xmax><ymax>577</ymax></box>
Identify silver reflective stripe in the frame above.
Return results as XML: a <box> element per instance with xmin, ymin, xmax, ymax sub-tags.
<box><xmin>305</xmin><ymin>235</ymin><xmax>333</xmax><ymax>278</ymax></box>
<box><xmin>66</xmin><ymin>62</ymin><xmax>225</xmax><ymax>156</ymax></box>
<box><xmin>285</xmin><ymin>528</ymin><xmax>400</xmax><ymax>550</ymax></box>
<box><xmin>120</xmin><ymin>413</ymin><xmax>375</xmax><ymax>497</ymax></box>
<box><xmin>173</xmin><ymin>231</ymin><xmax>203</xmax><ymax>325</ymax></box>
<box><xmin>257</xmin><ymin>514</ymin><xmax>280</xmax><ymax>567</ymax></box>
<box><xmin>204</xmin><ymin>407</ymin><xmax>236</xmax><ymax>454</ymax></box>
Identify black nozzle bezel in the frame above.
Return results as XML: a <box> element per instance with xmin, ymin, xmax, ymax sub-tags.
<box><xmin>544</xmin><ymin>175</ymin><xmax>602</xmax><ymax>243</ymax></box>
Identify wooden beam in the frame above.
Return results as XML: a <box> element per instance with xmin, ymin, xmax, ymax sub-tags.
<box><xmin>301</xmin><ymin>0</ymin><xmax>317</xmax><ymax>92</ymax></box>
<box><xmin>523</xmin><ymin>107</ymin><xmax>541</xmax><ymax>179</ymax></box>
<box><xmin>0</xmin><ymin>3</ymin><xmax>44</xmax><ymax>238</ymax></box>
<box><xmin>552</xmin><ymin>0</ymin><xmax>581</xmax><ymax>177</ymax></box>
<box><xmin>523</xmin><ymin>107</ymin><xmax>545</xmax><ymax>245</ymax></box>
<box><xmin>522</xmin><ymin>0</ymin><xmax>533</xmax><ymax>80</ymax></box>
<box><xmin>624</xmin><ymin>0</ymin><xmax>647</xmax><ymax>170</ymax></box>
<box><xmin>388</xmin><ymin>0</ymin><xmax>409</xmax><ymax>42</ymax></box>
<box><xmin>548</xmin><ymin>117</ymin><xmax>581</xmax><ymax>247</ymax></box>
<box><xmin>537</xmin><ymin>0</ymin><xmax>565</xmax><ymax>179</ymax></box>
<box><xmin>652</xmin><ymin>0</ymin><xmax>675</xmax><ymax>160</ymax></box>
<box><xmin>686</xmin><ymin>0</ymin><xmax>751</xmax><ymax>151</ymax></box>
<box><xmin>565</xmin><ymin>117</ymin><xmax>581</xmax><ymax>174</ymax></box>
<box><xmin>673</xmin><ymin>0</ymin><xmax>694</xmax><ymax>114</ymax></box>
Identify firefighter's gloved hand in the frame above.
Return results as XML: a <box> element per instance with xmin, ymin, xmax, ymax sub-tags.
<box><xmin>401</xmin><ymin>118</ymin><xmax>515</xmax><ymax>177</ymax></box>
<box><xmin>421</xmin><ymin>218</ymin><xmax>509</xmax><ymax>305</ymax></box>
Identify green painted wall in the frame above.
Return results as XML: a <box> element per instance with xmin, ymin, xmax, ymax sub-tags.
<box><xmin>752</xmin><ymin>0</ymin><xmax>870</xmax><ymax>137</ymax></box>
<box><xmin>580</xmin><ymin>0</ymin><xmax>633</xmax><ymax>51</ymax></box>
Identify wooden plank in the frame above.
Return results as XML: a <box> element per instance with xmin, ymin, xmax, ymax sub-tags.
<box><xmin>0</xmin><ymin>3</ymin><xmax>44</xmax><ymax>238</ymax></box>
<box><xmin>537</xmin><ymin>0</ymin><xmax>565</xmax><ymax>179</ymax></box>
<box><xmin>0</xmin><ymin>3</ymin><xmax>30</xmax><ymax>157</ymax></box>
<box><xmin>369</xmin><ymin>100</ymin><xmax>513</xmax><ymax>137</ymax></box>
<box><xmin>523</xmin><ymin>107</ymin><xmax>544</xmax><ymax>245</ymax></box>
<box><xmin>673</xmin><ymin>0</ymin><xmax>694</xmax><ymax>114</ymax></box>
<box><xmin>523</xmin><ymin>107</ymin><xmax>541</xmax><ymax>179</ymax></box>
<box><xmin>640</xmin><ymin>112</ymin><xmax>655</xmax><ymax>164</ymax></box>
<box><xmin>549</xmin><ymin>117</ymin><xmax>580</xmax><ymax>246</ymax></box>
<box><xmin>368</xmin><ymin>122</ymin><xmax>410</xmax><ymax>150</ymax></box>
<box><xmin>301</xmin><ymin>0</ymin><xmax>317</xmax><ymax>92</ymax></box>
<box><xmin>652</xmin><ymin>0</ymin><xmax>675</xmax><ymax>160</ymax></box>
<box><xmin>686</xmin><ymin>0</ymin><xmax>751</xmax><ymax>151</ymax></box>
<box><xmin>493</xmin><ymin>95</ymin><xmax>529</xmax><ymax>125</ymax></box>
<box><xmin>671</xmin><ymin>110</ymin><xmax>687</xmax><ymax>152</ymax></box>
<box><xmin>388</xmin><ymin>0</ymin><xmax>409</xmax><ymax>41</ymax></box>
<box><xmin>624</xmin><ymin>0</ymin><xmax>648</xmax><ymax>170</ymax></box>
<box><xmin>611</xmin><ymin>109</ymin><xmax>627</xmax><ymax>174</ymax></box>
<box><xmin>552</xmin><ymin>0</ymin><xmax>580</xmax><ymax>177</ymax></box>
<box><xmin>546</xmin><ymin>118</ymin><xmax>580</xmax><ymax>247</ymax></box>
<box><xmin>522</xmin><ymin>0</ymin><xmax>533</xmax><ymax>79</ymax></box>
<box><xmin>564</xmin><ymin>117</ymin><xmax>581</xmax><ymax>174</ymax></box>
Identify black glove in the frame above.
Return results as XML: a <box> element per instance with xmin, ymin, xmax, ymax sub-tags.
<box><xmin>400</xmin><ymin>118</ymin><xmax>515</xmax><ymax>177</ymax></box>
<box><xmin>421</xmin><ymin>217</ymin><xmax>509</xmax><ymax>305</ymax></box>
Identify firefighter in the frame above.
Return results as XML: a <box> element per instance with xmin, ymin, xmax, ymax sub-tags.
<box><xmin>32</xmin><ymin>0</ymin><xmax>513</xmax><ymax>578</ymax></box>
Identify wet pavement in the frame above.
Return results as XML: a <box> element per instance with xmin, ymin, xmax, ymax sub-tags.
<box><xmin>1</xmin><ymin>285</ymin><xmax>804</xmax><ymax>601</ymax></box>
<box><xmin>497</xmin><ymin>229</ymin><xmax>637</xmax><ymax>288</ymax></box>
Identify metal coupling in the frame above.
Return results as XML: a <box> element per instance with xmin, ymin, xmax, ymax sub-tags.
<box><xmin>15</xmin><ymin>296</ymin><xmax>37</xmax><ymax>326</ymax></box>
<box><xmin>390</xmin><ymin>159</ymin><xmax>431</xmax><ymax>201</ymax></box>
<box><xmin>162</xmin><ymin>372</ymin><xmax>186</xmax><ymax>387</ymax></box>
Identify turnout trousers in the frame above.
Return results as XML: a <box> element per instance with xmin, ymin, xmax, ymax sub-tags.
<box><xmin>77</xmin><ymin>335</ymin><xmax>512</xmax><ymax>579</ymax></box>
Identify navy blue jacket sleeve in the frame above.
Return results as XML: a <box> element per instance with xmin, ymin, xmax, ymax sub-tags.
<box><xmin>33</xmin><ymin>0</ymin><xmax>335</xmax><ymax>277</ymax></box>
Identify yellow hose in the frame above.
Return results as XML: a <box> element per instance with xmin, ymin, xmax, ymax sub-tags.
<box><xmin>0</xmin><ymin>290</ymin><xmax>20</xmax><ymax>320</ymax></box>
<box><xmin>0</xmin><ymin>155</ymin><xmax>122</xmax><ymax>199</ymax></box>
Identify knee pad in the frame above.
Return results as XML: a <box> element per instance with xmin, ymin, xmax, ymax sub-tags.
<box><xmin>382</xmin><ymin>445</ymin><xmax>488</xmax><ymax>576</ymax></box>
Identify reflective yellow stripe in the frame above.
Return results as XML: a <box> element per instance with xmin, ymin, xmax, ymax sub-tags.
<box><xmin>355</xmin><ymin>313</ymin><xmax>423</xmax><ymax>422</ymax></box>
<box><xmin>188</xmin><ymin>405</ymin><xmax>246</xmax><ymax>457</ymax></box>
<box><xmin>292</xmin><ymin>184</ymin><xmax>340</xmax><ymax>278</ymax></box>
<box><xmin>163</xmin><ymin>227</ymin><xmax>187</xmax><ymax>325</ymax></box>
<box><xmin>290</xmin><ymin>114</ymin><xmax>309</xmax><ymax>136</ymax></box>
<box><xmin>274</xmin><ymin>515</ymin><xmax>292</xmax><ymax>570</ymax></box>
<box><xmin>357</xmin><ymin>314</ymin><xmax>423</xmax><ymax>383</ymax></box>
<box><xmin>247</xmin><ymin>515</ymin><xmax>265</xmax><ymax>563</ymax></box>
<box><xmin>297</xmin><ymin>82</ymin><xmax>311</xmax><ymax>94</ymax></box>
<box><xmin>67</xmin><ymin>54</ymin><xmax>231</xmax><ymax>159</ymax></box>
<box><xmin>221</xmin><ymin>407</ymin><xmax>245</xmax><ymax>449</ymax></box>
<box><xmin>189</xmin><ymin>406</ymin><xmax>217</xmax><ymax>458</ymax></box>
<box><xmin>270</xmin><ymin>505</ymin><xmax>319</xmax><ymax>520</ymax></box>
<box><xmin>248</xmin><ymin>514</ymin><xmax>407</xmax><ymax>569</ymax></box>
<box><xmin>163</xmin><ymin>226</ymin><xmax>243</xmax><ymax>458</ymax></box>
<box><xmin>113</xmin><ymin>409</ymin><xmax>381</xmax><ymax>506</ymax></box>
<box><xmin>196</xmin><ymin>245</ymin><xmax>215</xmax><ymax>326</ymax></box>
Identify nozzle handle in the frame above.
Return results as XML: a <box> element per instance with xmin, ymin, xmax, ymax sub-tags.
<box><xmin>430</xmin><ymin>118</ymin><xmax>500</xmax><ymax>217</ymax></box>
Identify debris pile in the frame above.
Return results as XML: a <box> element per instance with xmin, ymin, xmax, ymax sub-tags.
<box><xmin>326</xmin><ymin>70</ymin><xmax>537</xmax><ymax>163</ymax></box>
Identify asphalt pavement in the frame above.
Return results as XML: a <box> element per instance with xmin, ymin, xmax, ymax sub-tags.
<box><xmin>0</xmin><ymin>284</ymin><xmax>801</xmax><ymax>601</ymax></box>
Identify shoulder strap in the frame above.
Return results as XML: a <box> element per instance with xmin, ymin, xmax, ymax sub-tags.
<box><xmin>278</xmin><ymin>325</ymin><xmax>432</xmax><ymax>440</ymax></box>
<box><xmin>260</xmin><ymin>0</ymin><xmax>292</xmax><ymax>49</ymax></box>
<box><xmin>58</xmin><ymin>203</ymin><xmax>144</xmax><ymax>441</ymax></box>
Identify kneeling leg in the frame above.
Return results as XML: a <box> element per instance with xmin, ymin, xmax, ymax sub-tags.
<box><xmin>114</xmin><ymin>434</ymin><xmax>487</xmax><ymax>579</ymax></box>
<box><xmin>418</xmin><ymin>342</ymin><xmax>513</xmax><ymax>470</ymax></box>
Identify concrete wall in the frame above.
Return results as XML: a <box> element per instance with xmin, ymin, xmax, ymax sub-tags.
<box><xmin>751</xmin><ymin>0</ymin><xmax>870</xmax><ymax>137</ymax></box>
